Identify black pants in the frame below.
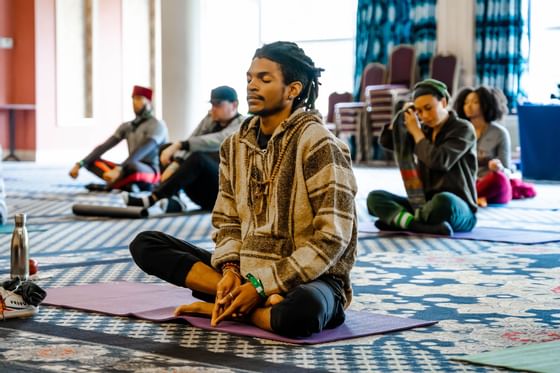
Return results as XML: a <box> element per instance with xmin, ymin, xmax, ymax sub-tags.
<box><xmin>129</xmin><ymin>231</ymin><xmax>346</xmax><ymax>337</ymax></box>
<box><xmin>155</xmin><ymin>151</ymin><xmax>220</xmax><ymax>210</ymax></box>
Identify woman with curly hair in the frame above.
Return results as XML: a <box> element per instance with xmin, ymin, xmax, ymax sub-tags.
<box><xmin>453</xmin><ymin>86</ymin><xmax>513</xmax><ymax>206</ymax></box>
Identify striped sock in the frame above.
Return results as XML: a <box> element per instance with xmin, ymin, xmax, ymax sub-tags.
<box><xmin>392</xmin><ymin>210</ymin><xmax>414</xmax><ymax>229</ymax></box>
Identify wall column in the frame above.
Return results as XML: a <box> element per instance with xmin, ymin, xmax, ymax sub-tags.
<box><xmin>161</xmin><ymin>0</ymin><xmax>201</xmax><ymax>141</ymax></box>
<box><xmin>436</xmin><ymin>0</ymin><xmax>476</xmax><ymax>87</ymax></box>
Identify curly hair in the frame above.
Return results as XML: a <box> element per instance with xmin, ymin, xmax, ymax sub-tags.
<box><xmin>453</xmin><ymin>86</ymin><xmax>509</xmax><ymax>122</ymax></box>
<box><xmin>253</xmin><ymin>41</ymin><xmax>324</xmax><ymax>111</ymax></box>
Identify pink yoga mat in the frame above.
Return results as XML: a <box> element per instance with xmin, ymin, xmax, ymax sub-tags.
<box><xmin>44</xmin><ymin>281</ymin><xmax>437</xmax><ymax>345</ymax></box>
<box><xmin>358</xmin><ymin>221</ymin><xmax>560</xmax><ymax>244</ymax></box>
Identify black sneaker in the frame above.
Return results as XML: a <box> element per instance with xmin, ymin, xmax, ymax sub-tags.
<box><xmin>85</xmin><ymin>183</ymin><xmax>111</xmax><ymax>192</ymax></box>
<box><xmin>160</xmin><ymin>195</ymin><xmax>188</xmax><ymax>213</ymax></box>
<box><xmin>408</xmin><ymin>220</ymin><xmax>454</xmax><ymax>236</ymax></box>
<box><xmin>121</xmin><ymin>192</ymin><xmax>152</xmax><ymax>208</ymax></box>
<box><xmin>374</xmin><ymin>219</ymin><xmax>402</xmax><ymax>231</ymax></box>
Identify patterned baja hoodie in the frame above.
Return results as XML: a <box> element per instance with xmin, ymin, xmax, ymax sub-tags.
<box><xmin>211</xmin><ymin>108</ymin><xmax>358</xmax><ymax>306</ymax></box>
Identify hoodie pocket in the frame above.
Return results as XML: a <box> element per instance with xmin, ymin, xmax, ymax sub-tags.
<box><xmin>241</xmin><ymin>235</ymin><xmax>293</xmax><ymax>259</ymax></box>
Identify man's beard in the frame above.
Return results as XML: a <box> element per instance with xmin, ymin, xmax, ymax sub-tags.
<box><xmin>248</xmin><ymin>100</ymin><xmax>288</xmax><ymax>117</ymax></box>
<box><xmin>134</xmin><ymin>105</ymin><xmax>146</xmax><ymax>116</ymax></box>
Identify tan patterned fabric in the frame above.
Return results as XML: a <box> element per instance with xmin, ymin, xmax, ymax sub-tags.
<box><xmin>211</xmin><ymin>109</ymin><xmax>358</xmax><ymax>306</ymax></box>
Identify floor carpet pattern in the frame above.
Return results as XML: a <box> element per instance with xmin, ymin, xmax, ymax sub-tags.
<box><xmin>1</xmin><ymin>163</ymin><xmax>559</xmax><ymax>372</ymax></box>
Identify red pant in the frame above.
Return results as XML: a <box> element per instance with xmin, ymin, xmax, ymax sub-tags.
<box><xmin>476</xmin><ymin>171</ymin><xmax>512</xmax><ymax>204</ymax></box>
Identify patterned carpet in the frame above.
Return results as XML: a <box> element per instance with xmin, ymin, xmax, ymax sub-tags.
<box><xmin>1</xmin><ymin>163</ymin><xmax>559</xmax><ymax>372</ymax></box>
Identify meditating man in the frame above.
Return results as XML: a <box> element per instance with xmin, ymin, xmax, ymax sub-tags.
<box><xmin>130</xmin><ymin>41</ymin><xmax>358</xmax><ymax>337</ymax></box>
<box><xmin>69</xmin><ymin>85</ymin><xmax>168</xmax><ymax>192</ymax></box>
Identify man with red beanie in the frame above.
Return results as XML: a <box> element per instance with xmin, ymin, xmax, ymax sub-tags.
<box><xmin>69</xmin><ymin>85</ymin><xmax>168</xmax><ymax>192</ymax></box>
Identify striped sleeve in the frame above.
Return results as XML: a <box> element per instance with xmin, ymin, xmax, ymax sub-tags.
<box><xmin>210</xmin><ymin>134</ymin><xmax>243</xmax><ymax>269</ymax></box>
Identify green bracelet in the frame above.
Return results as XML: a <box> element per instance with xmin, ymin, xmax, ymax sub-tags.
<box><xmin>246</xmin><ymin>273</ymin><xmax>266</xmax><ymax>299</ymax></box>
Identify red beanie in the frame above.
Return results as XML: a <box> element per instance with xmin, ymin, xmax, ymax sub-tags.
<box><xmin>132</xmin><ymin>85</ymin><xmax>153</xmax><ymax>101</ymax></box>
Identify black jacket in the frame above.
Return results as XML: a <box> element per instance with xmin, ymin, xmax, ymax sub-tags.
<box><xmin>380</xmin><ymin>111</ymin><xmax>478</xmax><ymax>212</ymax></box>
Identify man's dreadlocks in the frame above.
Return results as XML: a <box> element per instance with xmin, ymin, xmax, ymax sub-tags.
<box><xmin>253</xmin><ymin>41</ymin><xmax>324</xmax><ymax>112</ymax></box>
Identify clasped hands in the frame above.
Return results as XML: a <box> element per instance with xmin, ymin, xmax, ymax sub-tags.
<box><xmin>212</xmin><ymin>271</ymin><xmax>262</xmax><ymax>327</ymax></box>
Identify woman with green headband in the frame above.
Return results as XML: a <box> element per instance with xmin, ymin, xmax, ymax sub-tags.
<box><xmin>367</xmin><ymin>79</ymin><xmax>478</xmax><ymax>236</ymax></box>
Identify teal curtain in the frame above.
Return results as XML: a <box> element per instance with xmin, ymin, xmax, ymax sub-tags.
<box><xmin>411</xmin><ymin>0</ymin><xmax>437</xmax><ymax>80</ymax></box>
<box><xmin>354</xmin><ymin>0</ymin><xmax>436</xmax><ymax>98</ymax></box>
<box><xmin>475</xmin><ymin>0</ymin><xmax>529</xmax><ymax>111</ymax></box>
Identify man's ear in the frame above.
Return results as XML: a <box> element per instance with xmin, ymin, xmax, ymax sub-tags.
<box><xmin>288</xmin><ymin>81</ymin><xmax>303</xmax><ymax>100</ymax></box>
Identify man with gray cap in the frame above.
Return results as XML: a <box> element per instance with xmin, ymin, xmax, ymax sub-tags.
<box><xmin>123</xmin><ymin>86</ymin><xmax>243</xmax><ymax>212</ymax></box>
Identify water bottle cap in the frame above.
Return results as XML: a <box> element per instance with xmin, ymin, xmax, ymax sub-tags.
<box><xmin>14</xmin><ymin>213</ymin><xmax>27</xmax><ymax>225</ymax></box>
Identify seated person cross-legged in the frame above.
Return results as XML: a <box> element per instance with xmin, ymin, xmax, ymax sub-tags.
<box><xmin>367</xmin><ymin>79</ymin><xmax>478</xmax><ymax>236</ymax></box>
<box><xmin>129</xmin><ymin>41</ymin><xmax>357</xmax><ymax>337</ymax></box>
<box><xmin>453</xmin><ymin>86</ymin><xmax>513</xmax><ymax>206</ymax></box>
<box><xmin>69</xmin><ymin>85</ymin><xmax>168</xmax><ymax>192</ymax></box>
<box><xmin>123</xmin><ymin>86</ymin><xmax>244</xmax><ymax>212</ymax></box>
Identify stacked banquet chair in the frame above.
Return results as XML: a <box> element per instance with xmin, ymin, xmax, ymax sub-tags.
<box><xmin>429</xmin><ymin>53</ymin><xmax>460</xmax><ymax>96</ymax></box>
<box><xmin>333</xmin><ymin>62</ymin><xmax>386</xmax><ymax>162</ymax></box>
<box><xmin>325</xmin><ymin>91</ymin><xmax>353</xmax><ymax>135</ymax></box>
<box><xmin>364</xmin><ymin>85</ymin><xmax>412</xmax><ymax>162</ymax></box>
<box><xmin>363</xmin><ymin>45</ymin><xmax>416</xmax><ymax>164</ymax></box>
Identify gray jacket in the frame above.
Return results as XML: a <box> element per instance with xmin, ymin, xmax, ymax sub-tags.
<box><xmin>175</xmin><ymin>113</ymin><xmax>244</xmax><ymax>159</ymax></box>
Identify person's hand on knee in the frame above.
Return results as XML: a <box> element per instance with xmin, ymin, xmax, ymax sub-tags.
<box><xmin>69</xmin><ymin>163</ymin><xmax>81</xmax><ymax>179</ymax></box>
<box><xmin>103</xmin><ymin>166</ymin><xmax>121</xmax><ymax>183</ymax></box>
<box><xmin>160</xmin><ymin>142</ymin><xmax>181</xmax><ymax>167</ymax></box>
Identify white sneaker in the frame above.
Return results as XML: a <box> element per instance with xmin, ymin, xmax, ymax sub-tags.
<box><xmin>159</xmin><ymin>195</ymin><xmax>188</xmax><ymax>213</ymax></box>
<box><xmin>0</xmin><ymin>286</ymin><xmax>38</xmax><ymax>319</ymax></box>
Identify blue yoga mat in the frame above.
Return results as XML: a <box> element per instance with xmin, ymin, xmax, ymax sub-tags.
<box><xmin>0</xmin><ymin>224</ymin><xmax>48</xmax><ymax>234</ymax></box>
<box><xmin>358</xmin><ymin>221</ymin><xmax>560</xmax><ymax>244</ymax></box>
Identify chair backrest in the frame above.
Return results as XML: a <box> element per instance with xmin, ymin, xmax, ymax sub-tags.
<box><xmin>387</xmin><ymin>44</ymin><xmax>416</xmax><ymax>88</ymax></box>
<box><xmin>365</xmin><ymin>86</ymin><xmax>411</xmax><ymax>136</ymax></box>
<box><xmin>326</xmin><ymin>91</ymin><xmax>353</xmax><ymax>123</ymax></box>
<box><xmin>334</xmin><ymin>102</ymin><xmax>367</xmax><ymax>162</ymax></box>
<box><xmin>430</xmin><ymin>54</ymin><xmax>459</xmax><ymax>96</ymax></box>
<box><xmin>359</xmin><ymin>62</ymin><xmax>387</xmax><ymax>100</ymax></box>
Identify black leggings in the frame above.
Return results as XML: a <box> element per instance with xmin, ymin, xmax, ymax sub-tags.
<box><xmin>155</xmin><ymin>151</ymin><xmax>220</xmax><ymax>210</ymax></box>
<box><xmin>129</xmin><ymin>231</ymin><xmax>346</xmax><ymax>337</ymax></box>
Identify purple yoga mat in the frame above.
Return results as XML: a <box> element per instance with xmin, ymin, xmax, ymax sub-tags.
<box><xmin>44</xmin><ymin>281</ymin><xmax>437</xmax><ymax>345</ymax></box>
<box><xmin>358</xmin><ymin>221</ymin><xmax>560</xmax><ymax>244</ymax></box>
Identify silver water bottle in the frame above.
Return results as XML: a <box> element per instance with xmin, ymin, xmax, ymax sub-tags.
<box><xmin>10</xmin><ymin>213</ymin><xmax>29</xmax><ymax>280</ymax></box>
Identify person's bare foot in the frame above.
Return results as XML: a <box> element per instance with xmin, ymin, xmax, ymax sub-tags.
<box><xmin>174</xmin><ymin>301</ymin><xmax>214</xmax><ymax>317</ymax></box>
<box><xmin>265</xmin><ymin>294</ymin><xmax>284</xmax><ymax>307</ymax></box>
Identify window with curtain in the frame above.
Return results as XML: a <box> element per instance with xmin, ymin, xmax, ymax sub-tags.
<box><xmin>55</xmin><ymin>0</ymin><xmax>95</xmax><ymax>126</ymax></box>
<box><xmin>524</xmin><ymin>0</ymin><xmax>560</xmax><ymax>103</ymax></box>
<box><xmin>199</xmin><ymin>0</ymin><xmax>357</xmax><ymax>117</ymax></box>
<box><xmin>121</xmin><ymin>0</ymin><xmax>152</xmax><ymax>117</ymax></box>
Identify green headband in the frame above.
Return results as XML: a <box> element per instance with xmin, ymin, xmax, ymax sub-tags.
<box><xmin>412</xmin><ymin>79</ymin><xmax>450</xmax><ymax>101</ymax></box>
